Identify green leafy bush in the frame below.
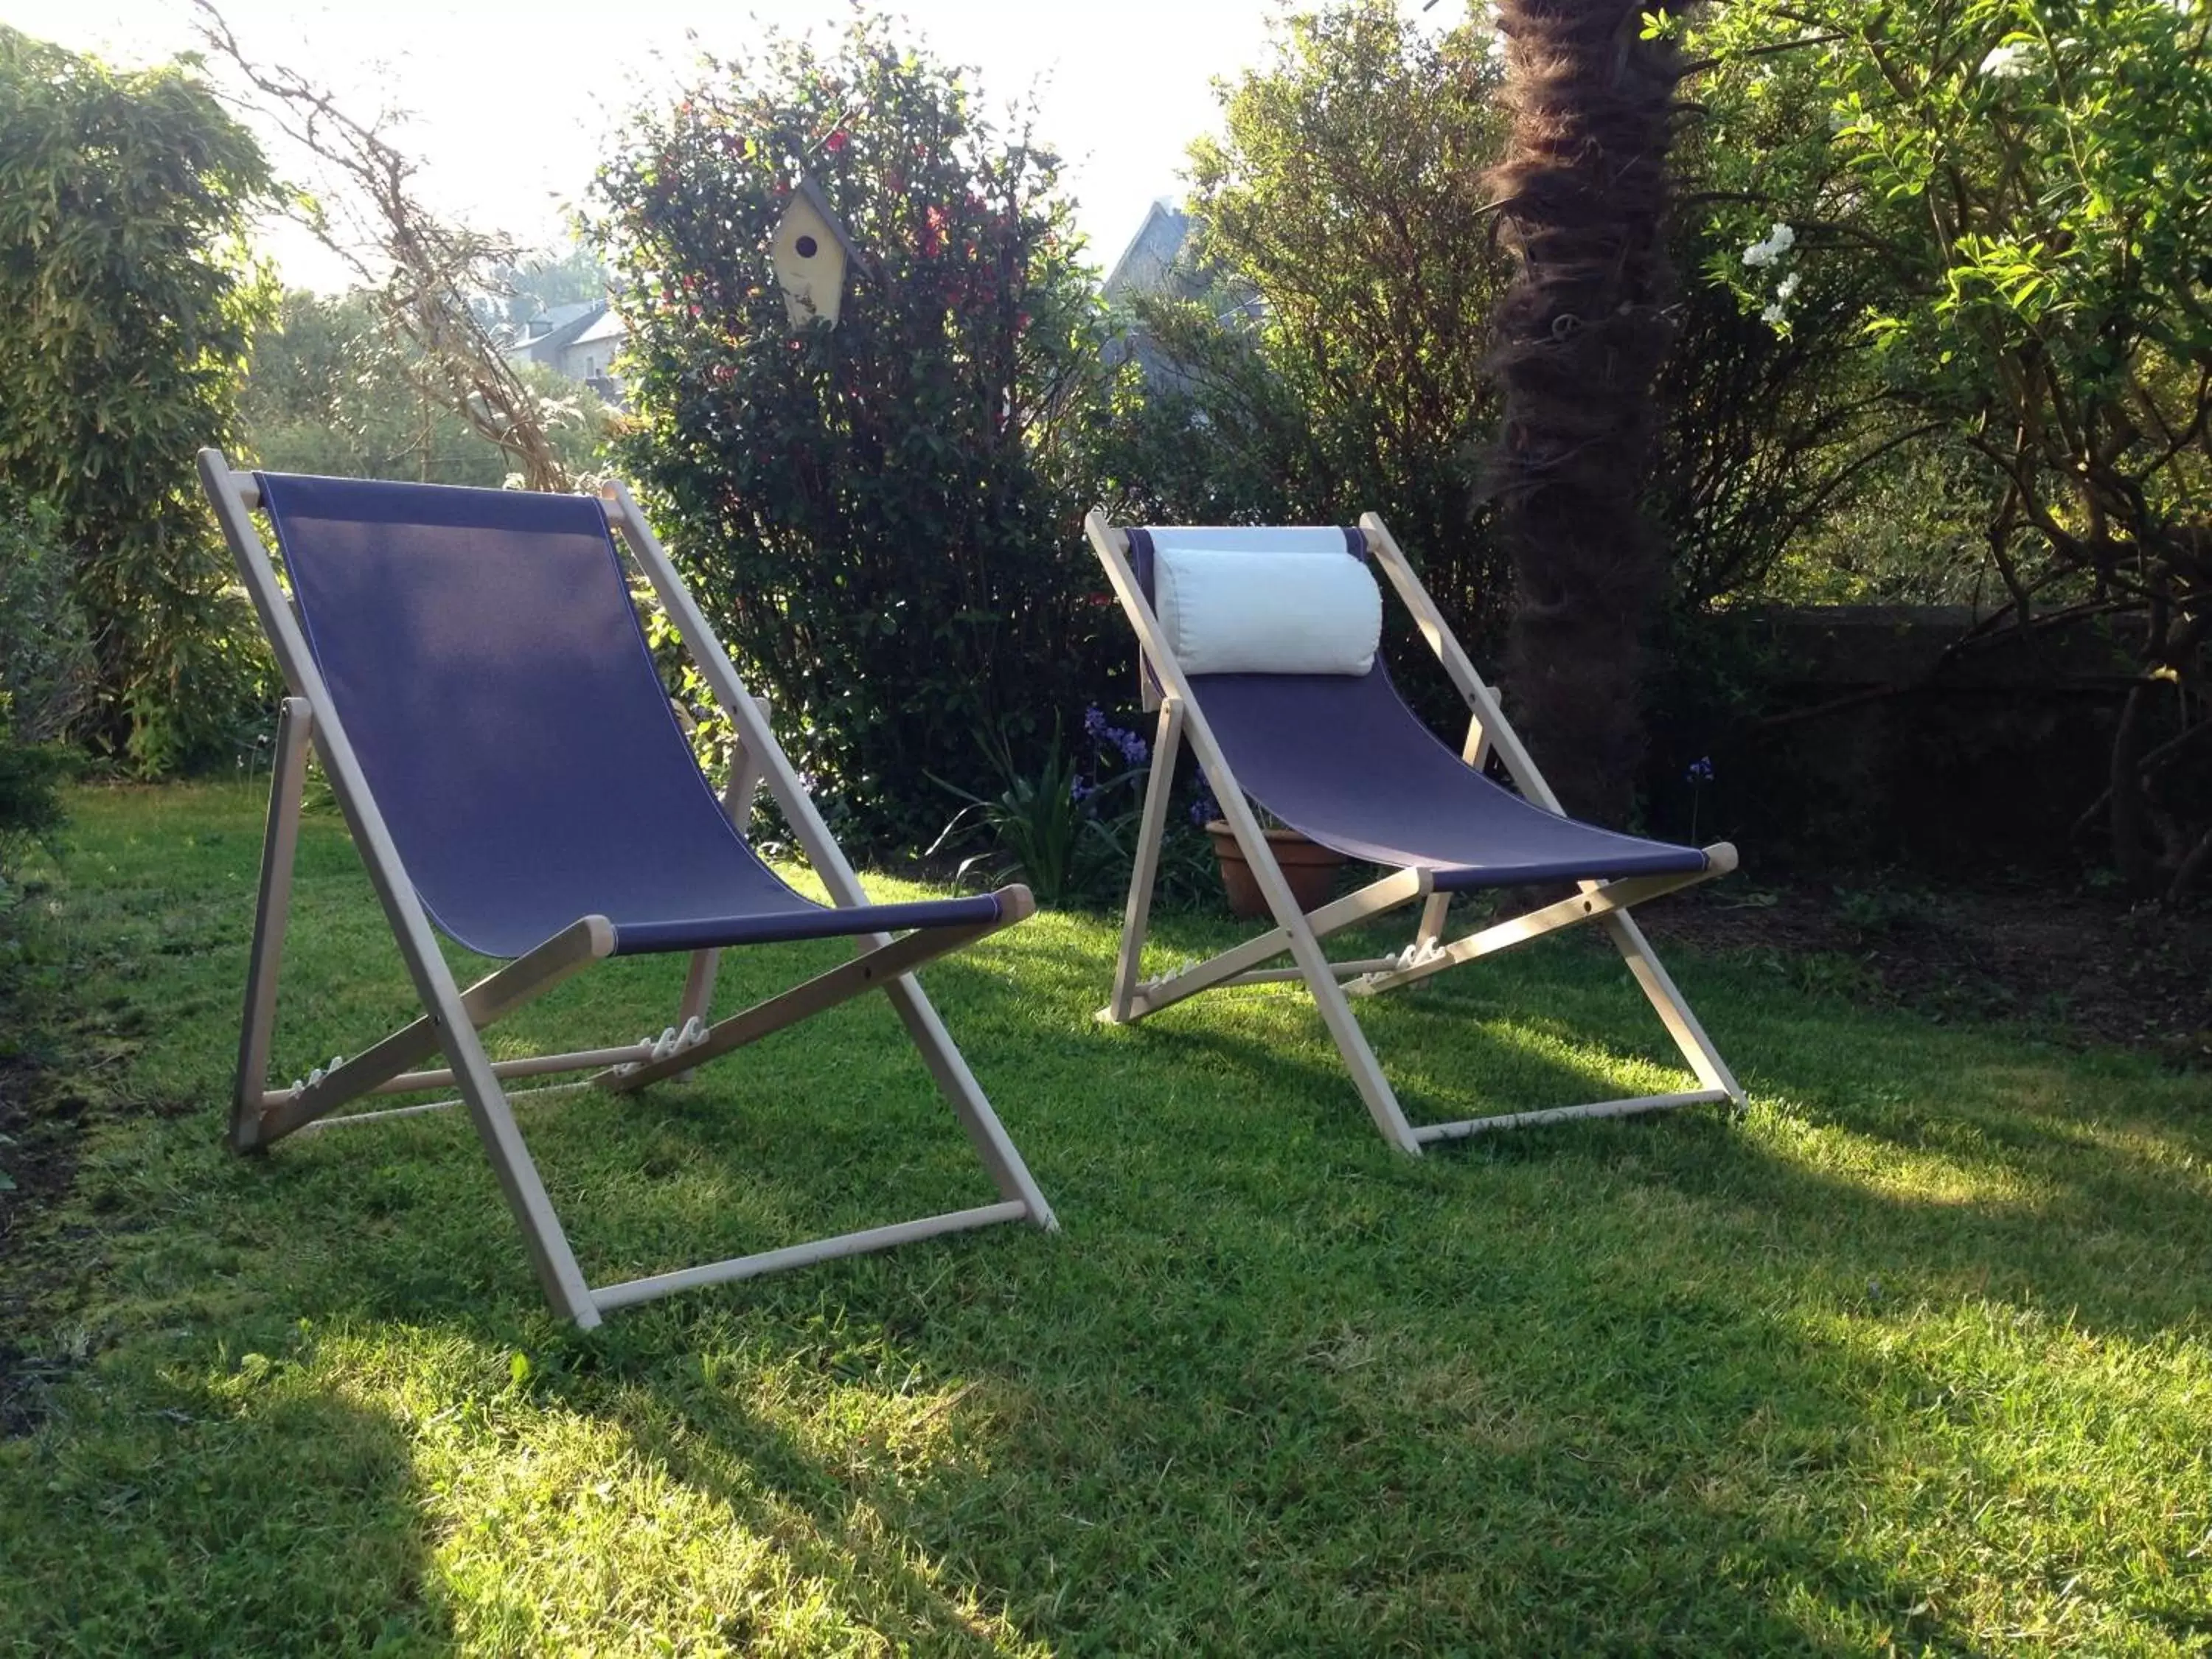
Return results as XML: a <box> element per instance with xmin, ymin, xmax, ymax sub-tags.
<box><xmin>1133</xmin><ymin>3</ymin><xmax>1510</xmax><ymax>643</ymax></box>
<box><xmin>0</xmin><ymin>495</ymin><xmax>88</xmax><ymax>884</ymax></box>
<box><xmin>1129</xmin><ymin>2</ymin><xmax>1934</xmax><ymax>654</ymax></box>
<box><xmin>0</xmin><ymin>25</ymin><xmax>279</xmax><ymax>773</ymax></box>
<box><xmin>590</xmin><ymin>15</ymin><xmax>1123</xmax><ymax>849</ymax></box>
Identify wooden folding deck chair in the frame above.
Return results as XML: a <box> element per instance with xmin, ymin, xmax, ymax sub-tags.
<box><xmin>199</xmin><ymin>452</ymin><xmax>1055</xmax><ymax>1327</ymax></box>
<box><xmin>1084</xmin><ymin>512</ymin><xmax>1746</xmax><ymax>1152</ymax></box>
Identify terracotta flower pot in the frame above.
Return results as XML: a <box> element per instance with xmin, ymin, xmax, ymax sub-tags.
<box><xmin>1204</xmin><ymin>820</ymin><xmax>1346</xmax><ymax>919</ymax></box>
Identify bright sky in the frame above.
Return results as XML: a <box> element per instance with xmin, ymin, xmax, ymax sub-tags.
<box><xmin>0</xmin><ymin>0</ymin><xmax>1448</xmax><ymax>291</ymax></box>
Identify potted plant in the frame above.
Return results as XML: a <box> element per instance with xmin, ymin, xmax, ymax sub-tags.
<box><xmin>1189</xmin><ymin>782</ymin><xmax>1344</xmax><ymax>919</ymax></box>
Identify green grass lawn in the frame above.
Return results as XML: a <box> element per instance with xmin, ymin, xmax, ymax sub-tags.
<box><xmin>3</xmin><ymin>782</ymin><xmax>2209</xmax><ymax>1655</ymax></box>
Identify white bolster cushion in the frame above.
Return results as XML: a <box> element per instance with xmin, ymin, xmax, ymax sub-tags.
<box><xmin>1152</xmin><ymin>546</ymin><xmax>1382</xmax><ymax>677</ymax></box>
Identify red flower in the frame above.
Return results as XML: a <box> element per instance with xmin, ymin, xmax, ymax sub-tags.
<box><xmin>825</xmin><ymin>130</ymin><xmax>848</xmax><ymax>154</ymax></box>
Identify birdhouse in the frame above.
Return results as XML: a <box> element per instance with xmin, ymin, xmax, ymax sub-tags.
<box><xmin>769</xmin><ymin>172</ymin><xmax>861</xmax><ymax>330</ymax></box>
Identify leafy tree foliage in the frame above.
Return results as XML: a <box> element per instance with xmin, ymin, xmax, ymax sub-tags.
<box><xmin>240</xmin><ymin>290</ymin><xmax>611</xmax><ymax>486</ymax></box>
<box><xmin>1131</xmin><ymin>4</ymin><xmax>1510</xmax><ymax>643</ymax></box>
<box><xmin>0</xmin><ymin>26</ymin><xmax>279</xmax><ymax>771</ymax></box>
<box><xmin>1696</xmin><ymin>0</ymin><xmax>2212</xmax><ymax>896</ymax></box>
<box><xmin>1132</xmin><ymin>4</ymin><xmax>1920</xmax><ymax>696</ymax></box>
<box><xmin>590</xmin><ymin>16</ymin><xmax>1120</xmax><ymax>846</ymax></box>
<box><xmin>1659</xmin><ymin>44</ymin><xmax>1945</xmax><ymax>609</ymax></box>
<box><xmin>195</xmin><ymin>3</ymin><xmax>585</xmax><ymax>493</ymax></box>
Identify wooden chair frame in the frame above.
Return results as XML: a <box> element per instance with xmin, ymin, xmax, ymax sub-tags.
<box><xmin>201</xmin><ymin>451</ymin><xmax>1056</xmax><ymax>1327</ymax></box>
<box><xmin>1085</xmin><ymin>509</ymin><xmax>1747</xmax><ymax>1152</ymax></box>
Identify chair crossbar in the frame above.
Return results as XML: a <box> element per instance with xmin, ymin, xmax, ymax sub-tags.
<box><xmin>377</xmin><ymin>1044</ymin><xmax>654</xmax><ymax>1095</ymax></box>
<box><xmin>251</xmin><ymin>916</ymin><xmax>615</xmax><ymax>1144</ymax></box>
<box><xmin>1213</xmin><ymin>959</ymin><xmax>1400</xmax><ymax>990</ymax></box>
<box><xmin>1412</xmin><ymin>1089</ymin><xmax>1733</xmax><ymax>1144</ymax></box>
<box><xmin>1109</xmin><ymin>867</ymin><xmax>1429</xmax><ymax>1023</ymax></box>
<box><xmin>1348</xmin><ymin>855</ymin><xmax>1733</xmax><ymax>998</ymax></box>
<box><xmin>590</xmin><ymin>1200</ymin><xmax>1032</xmax><ymax>1313</ymax></box>
<box><xmin>597</xmin><ymin>893</ymin><xmax>1029</xmax><ymax>1094</ymax></box>
<box><xmin>300</xmin><ymin>1080</ymin><xmax>594</xmax><ymax>1133</ymax></box>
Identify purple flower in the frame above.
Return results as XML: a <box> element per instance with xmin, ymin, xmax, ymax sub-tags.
<box><xmin>1686</xmin><ymin>756</ymin><xmax>1715</xmax><ymax>784</ymax></box>
<box><xmin>1084</xmin><ymin>704</ymin><xmax>1150</xmax><ymax>768</ymax></box>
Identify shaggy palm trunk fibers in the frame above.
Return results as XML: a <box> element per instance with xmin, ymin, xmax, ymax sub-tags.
<box><xmin>1484</xmin><ymin>0</ymin><xmax>1682</xmax><ymax>825</ymax></box>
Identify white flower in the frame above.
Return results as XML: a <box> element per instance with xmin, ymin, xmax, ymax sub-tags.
<box><xmin>1761</xmin><ymin>302</ymin><xmax>1787</xmax><ymax>325</ymax></box>
<box><xmin>1775</xmin><ymin>272</ymin><xmax>1803</xmax><ymax>300</ymax></box>
<box><xmin>1980</xmin><ymin>41</ymin><xmax>2034</xmax><ymax>78</ymax></box>
<box><xmin>1743</xmin><ymin>223</ymin><xmax>1797</xmax><ymax>268</ymax></box>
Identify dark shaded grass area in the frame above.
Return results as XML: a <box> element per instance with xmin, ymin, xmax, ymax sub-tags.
<box><xmin>1</xmin><ymin>784</ymin><xmax>2208</xmax><ymax>1655</ymax></box>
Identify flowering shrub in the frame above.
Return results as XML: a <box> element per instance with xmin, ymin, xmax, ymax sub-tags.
<box><xmin>590</xmin><ymin>15</ymin><xmax>1124</xmax><ymax>849</ymax></box>
<box><xmin>1694</xmin><ymin>0</ymin><xmax>2212</xmax><ymax>895</ymax></box>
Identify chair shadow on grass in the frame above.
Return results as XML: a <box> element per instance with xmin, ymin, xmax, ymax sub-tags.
<box><xmin>1135</xmin><ymin>938</ymin><xmax>2212</xmax><ymax>1339</ymax></box>
<box><xmin>496</xmin><ymin>1080</ymin><xmax>1959</xmax><ymax>1647</ymax></box>
<box><xmin>698</xmin><ymin>942</ymin><xmax>2201</xmax><ymax>1647</ymax></box>
<box><xmin>5</xmin><ymin>1357</ymin><xmax>453</xmax><ymax>1654</ymax></box>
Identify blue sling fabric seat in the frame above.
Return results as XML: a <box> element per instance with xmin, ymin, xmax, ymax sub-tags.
<box><xmin>1122</xmin><ymin>524</ymin><xmax>1712</xmax><ymax>891</ymax></box>
<box><xmin>1190</xmin><ymin>668</ymin><xmax>1712</xmax><ymax>891</ymax></box>
<box><xmin>260</xmin><ymin>473</ymin><xmax>1003</xmax><ymax>959</ymax></box>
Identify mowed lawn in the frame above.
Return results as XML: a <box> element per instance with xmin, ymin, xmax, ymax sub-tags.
<box><xmin>3</xmin><ymin>782</ymin><xmax>2209</xmax><ymax>1655</ymax></box>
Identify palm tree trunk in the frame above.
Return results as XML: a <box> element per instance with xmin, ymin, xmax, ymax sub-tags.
<box><xmin>1483</xmin><ymin>0</ymin><xmax>1683</xmax><ymax>824</ymax></box>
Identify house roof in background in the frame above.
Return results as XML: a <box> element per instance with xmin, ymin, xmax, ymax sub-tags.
<box><xmin>504</xmin><ymin>297</ymin><xmax>608</xmax><ymax>365</ymax></box>
<box><xmin>571</xmin><ymin>310</ymin><xmax>627</xmax><ymax>346</ymax></box>
<box><xmin>1102</xmin><ymin>199</ymin><xmax>1191</xmax><ymax>303</ymax></box>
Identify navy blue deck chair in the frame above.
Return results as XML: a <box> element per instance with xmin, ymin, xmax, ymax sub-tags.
<box><xmin>200</xmin><ymin>451</ymin><xmax>1054</xmax><ymax>1326</ymax></box>
<box><xmin>1083</xmin><ymin>512</ymin><xmax>1745</xmax><ymax>1152</ymax></box>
